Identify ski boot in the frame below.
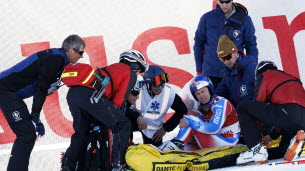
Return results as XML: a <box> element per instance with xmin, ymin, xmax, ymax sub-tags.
<box><xmin>158</xmin><ymin>139</ymin><xmax>184</xmax><ymax>151</ymax></box>
<box><xmin>236</xmin><ymin>143</ymin><xmax>268</xmax><ymax>165</ymax></box>
<box><xmin>284</xmin><ymin>130</ymin><xmax>305</xmax><ymax>161</ymax></box>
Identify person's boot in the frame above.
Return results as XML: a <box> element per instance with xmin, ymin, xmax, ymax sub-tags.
<box><xmin>236</xmin><ymin>143</ymin><xmax>268</xmax><ymax>165</ymax></box>
<box><xmin>112</xmin><ymin>164</ymin><xmax>134</xmax><ymax>171</ymax></box>
<box><xmin>158</xmin><ymin>139</ymin><xmax>185</xmax><ymax>151</ymax></box>
<box><xmin>60</xmin><ymin>153</ymin><xmax>74</xmax><ymax>171</ymax></box>
<box><xmin>284</xmin><ymin>130</ymin><xmax>305</xmax><ymax>161</ymax></box>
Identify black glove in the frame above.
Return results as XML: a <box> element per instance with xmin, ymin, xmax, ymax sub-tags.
<box><xmin>31</xmin><ymin>113</ymin><xmax>45</xmax><ymax>138</ymax></box>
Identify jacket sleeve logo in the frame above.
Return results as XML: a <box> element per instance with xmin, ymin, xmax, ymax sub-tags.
<box><xmin>12</xmin><ymin>111</ymin><xmax>22</xmax><ymax>122</ymax></box>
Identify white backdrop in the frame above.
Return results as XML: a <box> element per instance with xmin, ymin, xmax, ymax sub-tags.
<box><xmin>0</xmin><ymin>0</ymin><xmax>305</xmax><ymax>170</ymax></box>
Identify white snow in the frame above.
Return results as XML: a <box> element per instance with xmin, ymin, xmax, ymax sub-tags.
<box><xmin>1</xmin><ymin>128</ymin><xmax>305</xmax><ymax>170</ymax></box>
<box><xmin>215</xmin><ymin>156</ymin><xmax>305</xmax><ymax>171</ymax></box>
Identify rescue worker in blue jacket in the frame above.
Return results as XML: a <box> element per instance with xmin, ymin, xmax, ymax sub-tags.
<box><xmin>60</xmin><ymin>49</ymin><xmax>149</xmax><ymax>171</ymax></box>
<box><xmin>194</xmin><ymin>0</ymin><xmax>258</xmax><ymax>87</ymax></box>
<box><xmin>215</xmin><ymin>35</ymin><xmax>257</xmax><ymax>107</ymax></box>
<box><xmin>0</xmin><ymin>34</ymin><xmax>86</xmax><ymax>171</ymax></box>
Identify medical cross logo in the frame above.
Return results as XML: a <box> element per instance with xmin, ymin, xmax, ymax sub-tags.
<box><xmin>151</xmin><ymin>101</ymin><xmax>160</xmax><ymax>110</ymax></box>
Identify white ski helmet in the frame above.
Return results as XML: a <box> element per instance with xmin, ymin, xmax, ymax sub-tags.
<box><xmin>119</xmin><ymin>49</ymin><xmax>149</xmax><ymax>73</ymax></box>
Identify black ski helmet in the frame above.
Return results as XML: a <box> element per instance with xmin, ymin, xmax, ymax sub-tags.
<box><xmin>255</xmin><ymin>60</ymin><xmax>277</xmax><ymax>79</ymax></box>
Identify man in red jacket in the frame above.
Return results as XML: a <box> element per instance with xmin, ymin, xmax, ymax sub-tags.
<box><xmin>236</xmin><ymin>60</ymin><xmax>305</xmax><ymax>165</ymax></box>
<box><xmin>60</xmin><ymin>49</ymin><xmax>148</xmax><ymax>171</ymax></box>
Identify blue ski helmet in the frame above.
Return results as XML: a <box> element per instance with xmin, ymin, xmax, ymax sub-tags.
<box><xmin>190</xmin><ymin>75</ymin><xmax>214</xmax><ymax>101</ymax></box>
<box><xmin>143</xmin><ymin>65</ymin><xmax>168</xmax><ymax>87</ymax></box>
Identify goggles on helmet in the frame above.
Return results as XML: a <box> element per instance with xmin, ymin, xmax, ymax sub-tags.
<box><xmin>190</xmin><ymin>80</ymin><xmax>210</xmax><ymax>93</ymax></box>
<box><xmin>133</xmin><ymin>80</ymin><xmax>145</xmax><ymax>91</ymax></box>
<box><xmin>151</xmin><ymin>73</ymin><xmax>169</xmax><ymax>87</ymax></box>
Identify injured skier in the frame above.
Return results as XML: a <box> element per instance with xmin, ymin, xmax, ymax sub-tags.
<box><xmin>158</xmin><ymin>75</ymin><xmax>240</xmax><ymax>151</ymax></box>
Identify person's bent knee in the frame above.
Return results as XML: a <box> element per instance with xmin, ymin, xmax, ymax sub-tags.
<box><xmin>113</xmin><ymin>117</ymin><xmax>131</xmax><ymax>133</ymax></box>
<box><xmin>237</xmin><ymin>101</ymin><xmax>251</xmax><ymax>114</ymax></box>
<box><xmin>23</xmin><ymin>132</ymin><xmax>37</xmax><ymax>144</ymax></box>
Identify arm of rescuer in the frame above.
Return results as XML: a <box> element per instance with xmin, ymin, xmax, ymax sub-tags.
<box><xmin>125</xmin><ymin>105</ymin><xmax>147</xmax><ymax>130</ymax></box>
<box><xmin>163</xmin><ymin>94</ymin><xmax>188</xmax><ymax>131</ymax></box>
<box><xmin>32</xmin><ymin>54</ymin><xmax>65</xmax><ymax>115</ymax></box>
<box><xmin>152</xmin><ymin>94</ymin><xmax>187</xmax><ymax>142</ymax></box>
<box><xmin>193</xmin><ymin>15</ymin><xmax>207</xmax><ymax>75</ymax></box>
<box><xmin>254</xmin><ymin>72</ymin><xmax>281</xmax><ymax>143</ymax></box>
<box><xmin>31</xmin><ymin>54</ymin><xmax>65</xmax><ymax>137</ymax></box>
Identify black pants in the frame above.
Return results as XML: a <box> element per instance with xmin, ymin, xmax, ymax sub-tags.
<box><xmin>0</xmin><ymin>90</ymin><xmax>36</xmax><ymax>171</ymax></box>
<box><xmin>63</xmin><ymin>86</ymin><xmax>131</xmax><ymax>170</ymax></box>
<box><xmin>237</xmin><ymin>101</ymin><xmax>305</xmax><ymax>159</ymax></box>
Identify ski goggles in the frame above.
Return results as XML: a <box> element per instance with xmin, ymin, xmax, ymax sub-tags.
<box><xmin>131</xmin><ymin>90</ymin><xmax>140</xmax><ymax>96</ymax></box>
<box><xmin>219</xmin><ymin>54</ymin><xmax>232</xmax><ymax>62</ymax></box>
<box><xmin>219</xmin><ymin>0</ymin><xmax>232</xmax><ymax>4</ymax></box>
<box><xmin>73</xmin><ymin>48</ymin><xmax>84</xmax><ymax>56</ymax></box>
<box><xmin>151</xmin><ymin>73</ymin><xmax>169</xmax><ymax>87</ymax></box>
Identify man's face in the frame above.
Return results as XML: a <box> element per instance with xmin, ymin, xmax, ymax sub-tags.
<box><xmin>219</xmin><ymin>52</ymin><xmax>238</xmax><ymax>68</ymax></box>
<box><xmin>127</xmin><ymin>90</ymin><xmax>140</xmax><ymax>104</ymax></box>
<box><xmin>194</xmin><ymin>87</ymin><xmax>211</xmax><ymax>104</ymax></box>
<box><xmin>67</xmin><ymin>45</ymin><xmax>85</xmax><ymax>63</ymax></box>
<box><xmin>151</xmin><ymin>85</ymin><xmax>163</xmax><ymax>95</ymax></box>
<box><xmin>218</xmin><ymin>0</ymin><xmax>233</xmax><ymax>14</ymax></box>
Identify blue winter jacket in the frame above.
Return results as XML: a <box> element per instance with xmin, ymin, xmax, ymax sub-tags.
<box><xmin>215</xmin><ymin>52</ymin><xmax>257</xmax><ymax>107</ymax></box>
<box><xmin>194</xmin><ymin>3</ymin><xmax>258</xmax><ymax>78</ymax></box>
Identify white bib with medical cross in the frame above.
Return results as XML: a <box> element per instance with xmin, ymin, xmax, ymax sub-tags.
<box><xmin>135</xmin><ymin>84</ymin><xmax>175</xmax><ymax>138</ymax></box>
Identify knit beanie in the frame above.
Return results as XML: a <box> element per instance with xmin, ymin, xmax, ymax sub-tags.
<box><xmin>217</xmin><ymin>35</ymin><xmax>238</xmax><ymax>58</ymax></box>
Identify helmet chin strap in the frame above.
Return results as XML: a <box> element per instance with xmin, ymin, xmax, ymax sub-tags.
<box><xmin>147</xmin><ymin>83</ymin><xmax>156</xmax><ymax>98</ymax></box>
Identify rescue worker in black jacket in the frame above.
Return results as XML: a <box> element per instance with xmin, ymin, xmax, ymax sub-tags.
<box><xmin>125</xmin><ymin>78</ymin><xmax>146</xmax><ymax>142</ymax></box>
<box><xmin>60</xmin><ymin>49</ymin><xmax>148</xmax><ymax>171</ymax></box>
<box><xmin>0</xmin><ymin>34</ymin><xmax>86</xmax><ymax>171</ymax></box>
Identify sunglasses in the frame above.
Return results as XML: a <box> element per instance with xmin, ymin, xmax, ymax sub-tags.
<box><xmin>152</xmin><ymin>73</ymin><xmax>169</xmax><ymax>87</ymax></box>
<box><xmin>131</xmin><ymin>90</ymin><xmax>140</xmax><ymax>96</ymax></box>
<box><xmin>219</xmin><ymin>54</ymin><xmax>232</xmax><ymax>62</ymax></box>
<box><xmin>73</xmin><ymin>48</ymin><xmax>84</xmax><ymax>56</ymax></box>
<box><xmin>219</xmin><ymin>0</ymin><xmax>232</xmax><ymax>4</ymax></box>
<box><xmin>152</xmin><ymin>83</ymin><xmax>165</xmax><ymax>88</ymax></box>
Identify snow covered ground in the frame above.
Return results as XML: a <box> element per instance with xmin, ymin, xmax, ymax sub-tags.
<box><xmin>1</xmin><ymin>128</ymin><xmax>305</xmax><ymax>171</ymax></box>
<box><xmin>216</xmin><ymin>156</ymin><xmax>305</xmax><ymax>171</ymax></box>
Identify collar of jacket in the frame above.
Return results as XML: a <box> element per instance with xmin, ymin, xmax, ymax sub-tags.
<box><xmin>215</xmin><ymin>3</ymin><xmax>247</xmax><ymax>26</ymax></box>
<box><xmin>58</xmin><ymin>48</ymin><xmax>70</xmax><ymax>66</ymax></box>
